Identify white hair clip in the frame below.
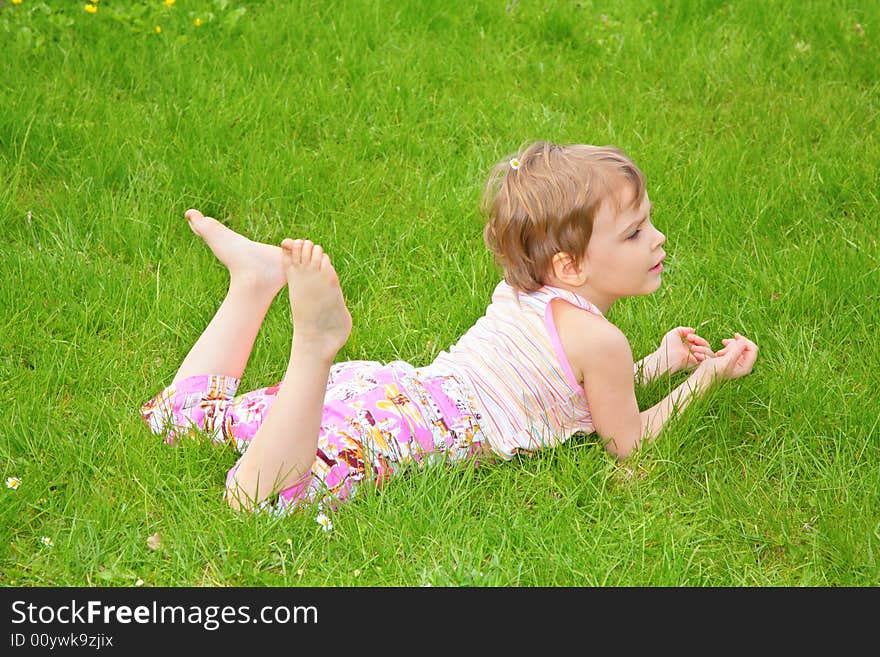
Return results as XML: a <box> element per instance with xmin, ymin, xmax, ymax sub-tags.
<box><xmin>509</xmin><ymin>157</ymin><xmax>521</xmax><ymax>170</ymax></box>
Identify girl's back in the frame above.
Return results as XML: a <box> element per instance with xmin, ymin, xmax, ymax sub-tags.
<box><xmin>424</xmin><ymin>279</ymin><xmax>604</xmax><ymax>460</ymax></box>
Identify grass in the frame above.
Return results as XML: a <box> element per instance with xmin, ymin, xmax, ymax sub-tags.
<box><xmin>0</xmin><ymin>0</ymin><xmax>878</xmax><ymax>587</ymax></box>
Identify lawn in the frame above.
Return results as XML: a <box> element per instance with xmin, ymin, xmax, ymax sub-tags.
<box><xmin>1</xmin><ymin>0</ymin><xmax>878</xmax><ymax>586</ymax></box>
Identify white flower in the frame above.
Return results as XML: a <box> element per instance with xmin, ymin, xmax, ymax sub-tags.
<box><xmin>315</xmin><ymin>513</ymin><xmax>333</xmax><ymax>532</ymax></box>
<box><xmin>40</xmin><ymin>536</ymin><xmax>54</xmax><ymax>547</ymax></box>
<box><xmin>6</xmin><ymin>477</ymin><xmax>21</xmax><ymax>490</ymax></box>
<box><xmin>509</xmin><ymin>157</ymin><xmax>521</xmax><ymax>170</ymax></box>
<box><xmin>135</xmin><ymin>578</ymin><xmax>145</xmax><ymax>587</ymax></box>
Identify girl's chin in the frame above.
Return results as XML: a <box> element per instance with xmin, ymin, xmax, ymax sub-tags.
<box><xmin>645</xmin><ymin>276</ymin><xmax>663</xmax><ymax>293</ymax></box>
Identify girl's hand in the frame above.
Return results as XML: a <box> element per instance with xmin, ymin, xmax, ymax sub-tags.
<box><xmin>656</xmin><ymin>326</ymin><xmax>715</xmax><ymax>376</ymax></box>
<box><xmin>698</xmin><ymin>333</ymin><xmax>759</xmax><ymax>383</ymax></box>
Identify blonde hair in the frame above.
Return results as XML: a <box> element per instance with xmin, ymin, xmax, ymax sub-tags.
<box><xmin>481</xmin><ymin>140</ymin><xmax>646</xmax><ymax>292</ymax></box>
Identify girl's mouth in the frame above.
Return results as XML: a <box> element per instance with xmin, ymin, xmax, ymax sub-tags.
<box><xmin>649</xmin><ymin>261</ymin><xmax>663</xmax><ymax>273</ymax></box>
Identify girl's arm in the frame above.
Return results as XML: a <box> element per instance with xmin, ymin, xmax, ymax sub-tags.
<box><xmin>633</xmin><ymin>351</ymin><xmax>664</xmax><ymax>385</ymax></box>
<box><xmin>637</xmin><ymin>367</ymin><xmax>715</xmax><ymax>445</ymax></box>
<box><xmin>578</xmin><ymin>321</ymin><xmax>756</xmax><ymax>458</ymax></box>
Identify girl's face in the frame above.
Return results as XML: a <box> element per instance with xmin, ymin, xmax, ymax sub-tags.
<box><xmin>580</xmin><ymin>188</ymin><xmax>666</xmax><ymax>312</ymax></box>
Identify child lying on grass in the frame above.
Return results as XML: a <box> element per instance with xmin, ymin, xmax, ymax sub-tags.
<box><xmin>141</xmin><ymin>140</ymin><xmax>758</xmax><ymax>513</ymax></box>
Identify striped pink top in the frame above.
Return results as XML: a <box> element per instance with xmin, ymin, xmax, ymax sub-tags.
<box><xmin>424</xmin><ymin>280</ymin><xmax>606</xmax><ymax>460</ymax></box>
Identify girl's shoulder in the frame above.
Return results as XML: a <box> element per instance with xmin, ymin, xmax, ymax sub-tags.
<box><xmin>550</xmin><ymin>299</ymin><xmax>625</xmax><ymax>386</ymax></box>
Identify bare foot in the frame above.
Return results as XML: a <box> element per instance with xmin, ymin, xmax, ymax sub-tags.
<box><xmin>281</xmin><ymin>238</ymin><xmax>352</xmax><ymax>360</ymax></box>
<box><xmin>185</xmin><ymin>208</ymin><xmax>286</xmax><ymax>294</ymax></box>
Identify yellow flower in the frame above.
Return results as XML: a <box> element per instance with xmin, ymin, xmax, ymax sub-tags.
<box><xmin>195</xmin><ymin>17</ymin><xmax>203</xmax><ymax>27</ymax></box>
<box><xmin>6</xmin><ymin>476</ymin><xmax>21</xmax><ymax>490</ymax></box>
<box><xmin>155</xmin><ymin>25</ymin><xmax>162</xmax><ymax>34</ymax></box>
<box><xmin>85</xmin><ymin>3</ymin><xmax>97</xmax><ymax>12</ymax></box>
<box><xmin>12</xmin><ymin>0</ymin><xmax>23</xmax><ymax>6</ymax></box>
<box><xmin>165</xmin><ymin>0</ymin><xmax>175</xmax><ymax>6</ymax></box>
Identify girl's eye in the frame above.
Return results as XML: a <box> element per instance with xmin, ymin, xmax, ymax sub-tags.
<box><xmin>627</xmin><ymin>229</ymin><xmax>641</xmax><ymax>240</ymax></box>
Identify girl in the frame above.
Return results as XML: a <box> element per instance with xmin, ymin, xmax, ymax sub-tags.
<box><xmin>141</xmin><ymin>140</ymin><xmax>758</xmax><ymax>513</ymax></box>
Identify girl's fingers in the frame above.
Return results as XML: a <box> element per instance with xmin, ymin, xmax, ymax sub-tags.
<box><xmin>734</xmin><ymin>332</ymin><xmax>758</xmax><ymax>348</ymax></box>
<box><xmin>744</xmin><ymin>347</ymin><xmax>759</xmax><ymax>368</ymax></box>
<box><xmin>691</xmin><ymin>345</ymin><xmax>713</xmax><ymax>361</ymax></box>
<box><xmin>686</xmin><ymin>335</ymin><xmax>710</xmax><ymax>348</ymax></box>
<box><xmin>717</xmin><ymin>338</ymin><xmax>751</xmax><ymax>360</ymax></box>
<box><xmin>727</xmin><ymin>339</ymin><xmax>747</xmax><ymax>358</ymax></box>
<box><xmin>729</xmin><ymin>333</ymin><xmax>758</xmax><ymax>351</ymax></box>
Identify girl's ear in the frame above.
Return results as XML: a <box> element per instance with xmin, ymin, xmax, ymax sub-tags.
<box><xmin>551</xmin><ymin>252</ymin><xmax>589</xmax><ymax>286</ymax></box>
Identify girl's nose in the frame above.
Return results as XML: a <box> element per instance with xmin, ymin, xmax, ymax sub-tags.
<box><xmin>654</xmin><ymin>228</ymin><xmax>666</xmax><ymax>248</ymax></box>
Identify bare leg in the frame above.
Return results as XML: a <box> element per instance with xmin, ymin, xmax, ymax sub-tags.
<box><xmin>172</xmin><ymin>209</ymin><xmax>287</xmax><ymax>384</ymax></box>
<box><xmin>226</xmin><ymin>239</ymin><xmax>353</xmax><ymax>510</ymax></box>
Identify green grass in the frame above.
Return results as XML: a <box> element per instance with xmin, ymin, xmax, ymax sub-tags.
<box><xmin>1</xmin><ymin>0</ymin><xmax>878</xmax><ymax>586</ymax></box>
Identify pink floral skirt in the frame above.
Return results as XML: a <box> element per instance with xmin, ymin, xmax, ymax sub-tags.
<box><xmin>140</xmin><ymin>360</ymin><xmax>489</xmax><ymax>514</ymax></box>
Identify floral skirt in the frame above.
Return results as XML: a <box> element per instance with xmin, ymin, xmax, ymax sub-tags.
<box><xmin>140</xmin><ymin>360</ymin><xmax>489</xmax><ymax>514</ymax></box>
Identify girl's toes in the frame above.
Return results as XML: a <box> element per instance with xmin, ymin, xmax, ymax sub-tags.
<box><xmin>184</xmin><ymin>208</ymin><xmax>208</xmax><ymax>236</ymax></box>
<box><xmin>281</xmin><ymin>238</ymin><xmax>303</xmax><ymax>264</ymax></box>
<box><xmin>294</xmin><ymin>240</ymin><xmax>310</xmax><ymax>265</ymax></box>
<box><xmin>300</xmin><ymin>240</ymin><xmax>314</xmax><ymax>264</ymax></box>
<box><xmin>310</xmin><ymin>244</ymin><xmax>324</xmax><ymax>267</ymax></box>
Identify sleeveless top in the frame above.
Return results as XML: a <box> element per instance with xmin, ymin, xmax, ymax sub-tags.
<box><xmin>422</xmin><ymin>280</ymin><xmax>606</xmax><ymax>460</ymax></box>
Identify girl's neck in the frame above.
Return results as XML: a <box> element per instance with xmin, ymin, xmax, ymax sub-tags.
<box><xmin>542</xmin><ymin>280</ymin><xmax>616</xmax><ymax>315</ymax></box>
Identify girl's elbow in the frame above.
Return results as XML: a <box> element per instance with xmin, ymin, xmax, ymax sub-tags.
<box><xmin>601</xmin><ymin>435</ymin><xmax>638</xmax><ymax>460</ymax></box>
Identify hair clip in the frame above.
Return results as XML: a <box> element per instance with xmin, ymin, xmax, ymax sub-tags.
<box><xmin>509</xmin><ymin>157</ymin><xmax>521</xmax><ymax>170</ymax></box>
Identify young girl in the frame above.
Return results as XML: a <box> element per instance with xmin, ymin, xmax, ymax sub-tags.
<box><xmin>141</xmin><ymin>140</ymin><xmax>758</xmax><ymax>513</ymax></box>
